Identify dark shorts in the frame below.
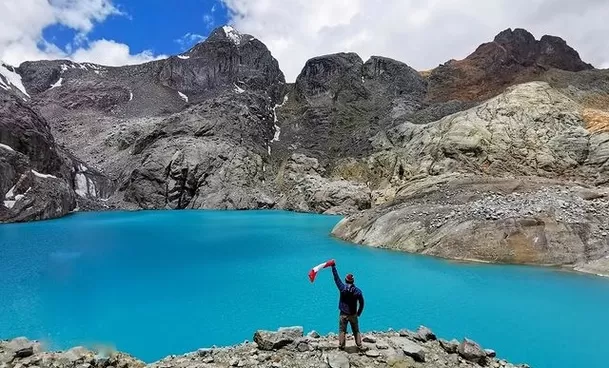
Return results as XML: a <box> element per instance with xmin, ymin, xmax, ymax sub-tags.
<box><xmin>339</xmin><ymin>314</ymin><xmax>360</xmax><ymax>334</ymax></box>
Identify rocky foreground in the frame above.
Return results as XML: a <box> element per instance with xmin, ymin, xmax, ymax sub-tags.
<box><xmin>0</xmin><ymin>326</ymin><xmax>528</xmax><ymax>368</ymax></box>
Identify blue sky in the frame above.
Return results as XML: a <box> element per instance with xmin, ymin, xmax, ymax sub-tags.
<box><xmin>43</xmin><ymin>0</ymin><xmax>229</xmax><ymax>57</ymax></box>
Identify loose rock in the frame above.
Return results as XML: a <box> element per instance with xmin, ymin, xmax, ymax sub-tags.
<box><xmin>324</xmin><ymin>352</ymin><xmax>350</xmax><ymax>368</ymax></box>
<box><xmin>414</xmin><ymin>326</ymin><xmax>436</xmax><ymax>342</ymax></box>
<box><xmin>458</xmin><ymin>338</ymin><xmax>487</xmax><ymax>365</ymax></box>
<box><xmin>253</xmin><ymin>326</ymin><xmax>304</xmax><ymax>351</ymax></box>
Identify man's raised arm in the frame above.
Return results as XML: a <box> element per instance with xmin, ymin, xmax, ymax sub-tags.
<box><xmin>331</xmin><ymin>265</ymin><xmax>345</xmax><ymax>291</ymax></box>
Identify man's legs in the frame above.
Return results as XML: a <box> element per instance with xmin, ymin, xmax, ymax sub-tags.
<box><xmin>348</xmin><ymin>315</ymin><xmax>363</xmax><ymax>348</ymax></box>
<box><xmin>338</xmin><ymin>314</ymin><xmax>348</xmax><ymax>349</ymax></box>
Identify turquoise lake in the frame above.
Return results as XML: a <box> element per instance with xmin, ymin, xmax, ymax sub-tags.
<box><xmin>1</xmin><ymin>210</ymin><xmax>608</xmax><ymax>367</ymax></box>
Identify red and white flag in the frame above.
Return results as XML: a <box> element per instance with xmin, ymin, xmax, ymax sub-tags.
<box><xmin>308</xmin><ymin>259</ymin><xmax>334</xmax><ymax>283</ymax></box>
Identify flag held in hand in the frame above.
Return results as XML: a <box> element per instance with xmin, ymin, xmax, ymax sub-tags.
<box><xmin>308</xmin><ymin>259</ymin><xmax>335</xmax><ymax>283</ymax></box>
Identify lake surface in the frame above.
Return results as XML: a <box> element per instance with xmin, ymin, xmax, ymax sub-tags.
<box><xmin>1</xmin><ymin>210</ymin><xmax>608</xmax><ymax>367</ymax></box>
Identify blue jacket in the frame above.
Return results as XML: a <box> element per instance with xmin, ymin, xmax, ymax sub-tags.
<box><xmin>332</xmin><ymin>266</ymin><xmax>364</xmax><ymax>316</ymax></box>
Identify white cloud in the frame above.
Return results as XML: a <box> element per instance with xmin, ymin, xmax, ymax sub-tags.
<box><xmin>203</xmin><ymin>14</ymin><xmax>215</xmax><ymax>30</ymax></box>
<box><xmin>175</xmin><ymin>33</ymin><xmax>207</xmax><ymax>49</ymax></box>
<box><xmin>50</xmin><ymin>0</ymin><xmax>122</xmax><ymax>32</ymax></box>
<box><xmin>71</xmin><ymin>39</ymin><xmax>166</xmax><ymax>66</ymax></box>
<box><xmin>222</xmin><ymin>0</ymin><xmax>609</xmax><ymax>81</ymax></box>
<box><xmin>0</xmin><ymin>0</ymin><xmax>162</xmax><ymax>67</ymax></box>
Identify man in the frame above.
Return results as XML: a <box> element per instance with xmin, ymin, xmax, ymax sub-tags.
<box><xmin>328</xmin><ymin>260</ymin><xmax>365</xmax><ymax>351</ymax></box>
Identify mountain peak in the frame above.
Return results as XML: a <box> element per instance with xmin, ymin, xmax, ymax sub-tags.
<box><xmin>493</xmin><ymin>28</ymin><xmax>536</xmax><ymax>45</ymax></box>
<box><xmin>206</xmin><ymin>25</ymin><xmax>253</xmax><ymax>46</ymax></box>
<box><xmin>427</xmin><ymin>27</ymin><xmax>593</xmax><ymax>102</ymax></box>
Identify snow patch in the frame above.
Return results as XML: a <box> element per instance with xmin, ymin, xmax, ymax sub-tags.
<box><xmin>50</xmin><ymin>78</ymin><xmax>63</xmax><ymax>89</ymax></box>
<box><xmin>222</xmin><ymin>25</ymin><xmax>242</xmax><ymax>45</ymax></box>
<box><xmin>60</xmin><ymin>64</ymin><xmax>69</xmax><ymax>72</ymax></box>
<box><xmin>361</xmin><ymin>76</ymin><xmax>365</xmax><ymax>83</ymax></box>
<box><xmin>31</xmin><ymin>170</ymin><xmax>57</xmax><ymax>179</ymax></box>
<box><xmin>3</xmin><ymin>185</ymin><xmax>21</xmax><ymax>209</ymax></box>
<box><xmin>74</xmin><ymin>173</ymin><xmax>96</xmax><ymax>197</ymax></box>
<box><xmin>267</xmin><ymin>145</ymin><xmax>271</xmax><ymax>155</ymax></box>
<box><xmin>129</xmin><ymin>91</ymin><xmax>133</xmax><ymax>101</ymax></box>
<box><xmin>0</xmin><ymin>64</ymin><xmax>30</xmax><ymax>97</ymax></box>
<box><xmin>234</xmin><ymin>83</ymin><xmax>245</xmax><ymax>93</ymax></box>
<box><xmin>178</xmin><ymin>91</ymin><xmax>188</xmax><ymax>102</ymax></box>
<box><xmin>94</xmin><ymin>70</ymin><xmax>100</xmax><ymax>75</ymax></box>
<box><xmin>79</xmin><ymin>64</ymin><xmax>88</xmax><ymax>70</ymax></box>
<box><xmin>177</xmin><ymin>55</ymin><xmax>190</xmax><ymax>59</ymax></box>
<box><xmin>271</xmin><ymin>94</ymin><xmax>289</xmax><ymax>142</ymax></box>
<box><xmin>5</xmin><ymin>185</ymin><xmax>16</xmax><ymax>199</ymax></box>
<box><xmin>0</xmin><ymin>143</ymin><xmax>15</xmax><ymax>152</ymax></box>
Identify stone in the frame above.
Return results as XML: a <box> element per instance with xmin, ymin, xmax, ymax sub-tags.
<box><xmin>229</xmin><ymin>358</ymin><xmax>239</xmax><ymax>366</ymax></box>
<box><xmin>254</xmin><ymin>326</ymin><xmax>304</xmax><ymax>351</ymax></box>
<box><xmin>6</xmin><ymin>338</ymin><xmax>40</xmax><ymax>355</ymax></box>
<box><xmin>196</xmin><ymin>349</ymin><xmax>212</xmax><ymax>357</ymax></box>
<box><xmin>485</xmin><ymin>349</ymin><xmax>497</xmax><ymax>358</ymax></box>
<box><xmin>324</xmin><ymin>352</ymin><xmax>350</xmax><ymax>368</ymax></box>
<box><xmin>307</xmin><ymin>331</ymin><xmax>321</xmax><ymax>339</ymax></box>
<box><xmin>458</xmin><ymin>338</ymin><xmax>487</xmax><ymax>364</ymax></box>
<box><xmin>14</xmin><ymin>347</ymin><xmax>34</xmax><ymax>358</ymax></box>
<box><xmin>365</xmin><ymin>350</ymin><xmax>381</xmax><ymax>358</ymax></box>
<box><xmin>392</xmin><ymin>338</ymin><xmax>426</xmax><ymax>363</ymax></box>
<box><xmin>362</xmin><ymin>336</ymin><xmax>376</xmax><ymax>343</ymax></box>
<box><xmin>439</xmin><ymin>339</ymin><xmax>459</xmax><ymax>354</ymax></box>
<box><xmin>296</xmin><ymin>340</ymin><xmax>311</xmax><ymax>352</ymax></box>
<box><xmin>414</xmin><ymin>326</ymin><xmax>436</xmax><ymax>342</ymax></box>
<box><xmin>375</xmin><ymin>342</ymin><xmax>389</xmax><ymax>350</ymax></box>
<box><xmin>386</xmin><ymin>356</ymin><xmax>416</xmax><ymax>368</ymax></box>
<box><xmin>64</xmin><ymin>347</ymin><xmax>91</xmax><ymax>362</ymax></box>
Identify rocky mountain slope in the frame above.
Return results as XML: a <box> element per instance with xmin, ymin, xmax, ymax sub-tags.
<box><xmin>1</xmin><ymin>326</ymin><xmax>528</xmax><ymax>368</ymax></box>
<box><xmin>1</xmin><ymin>26</ymin><xmax>608</xmax><ymax>274</ymax></box>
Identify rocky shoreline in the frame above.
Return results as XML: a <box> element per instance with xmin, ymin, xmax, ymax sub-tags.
<box><xmin>332</xmin><ymin>175</ymin><xmax>609</xmax><ymax>277</ymax></box>
<box><xmin>1</xmin><ymin>326</ymin><xmax>529</xmax><ymax>368</ymax></box>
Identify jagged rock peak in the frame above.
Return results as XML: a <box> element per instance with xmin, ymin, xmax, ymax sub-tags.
<box><xmin>492</xmin><ymin>27</ymin><xmax>593</xmax><ymax>71</ymax></box>
<box><xmin>205</xmin><ymin>25</ymin><xmax>255</xmax><ymax>46</ymax></box>
<box><xmin>294</xmin><ymin>52</ymin><xmax>364</xmax><ymax>99</ymax></box>
<box><xmin>493</xmin><ymin>28</ymin><xmax>536</xmax><ymax>45</ymax></box>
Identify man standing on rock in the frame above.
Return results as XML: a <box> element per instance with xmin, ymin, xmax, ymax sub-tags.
<box><xmin>328</xmin><ymin>260</ymin><xmax>365</xmax><ymax>351</ymax></box>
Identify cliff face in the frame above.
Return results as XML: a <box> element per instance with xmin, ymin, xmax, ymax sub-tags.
<box><xmin>331</xmin><ymin>81</ymin><xmax>609</xmax><ymax>275</ymax></box>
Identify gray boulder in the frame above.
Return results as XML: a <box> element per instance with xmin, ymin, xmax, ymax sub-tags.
<box><xmin>391</xmin><ymin>337</ymin><xmax>426</xmax><ymax>362</ymax></box>
<box><xmin>4</xmin><ymin>337</ymin><xmax>41</xmax><ymax>357</ymax></box>
<box><xmin>414</xmin><ymin>326</ymin><xmax>436</xmax><ymax>342</ymax></box>
<box><xmin>439</xmin><ymin>339</ymin><xmax>459</xmax><ymax>354</ymax></box>
<box><xmin>307</xmin><ymin>331</ymin><xmax>321</xmax><ymax>339</ymax></box>
<box><xmin>253</xmin><ymin>326</ymin><xmax>304</xmax><ymax>351</ymax></box>
<box><xmin>324</xmin><ymin>351</ymin><xmax>350</xmax><ymax>368</ymax></box>
<box><xmin>458</xmin><ymin>338</ymin><xmax>487</xmax><ymax>365</ymax></box>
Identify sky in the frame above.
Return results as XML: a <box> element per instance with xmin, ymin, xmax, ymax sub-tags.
<box><xmin>1</xmin><ymin>0</ymin><xmax>608</xmax><ymax>82</ymax></box>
